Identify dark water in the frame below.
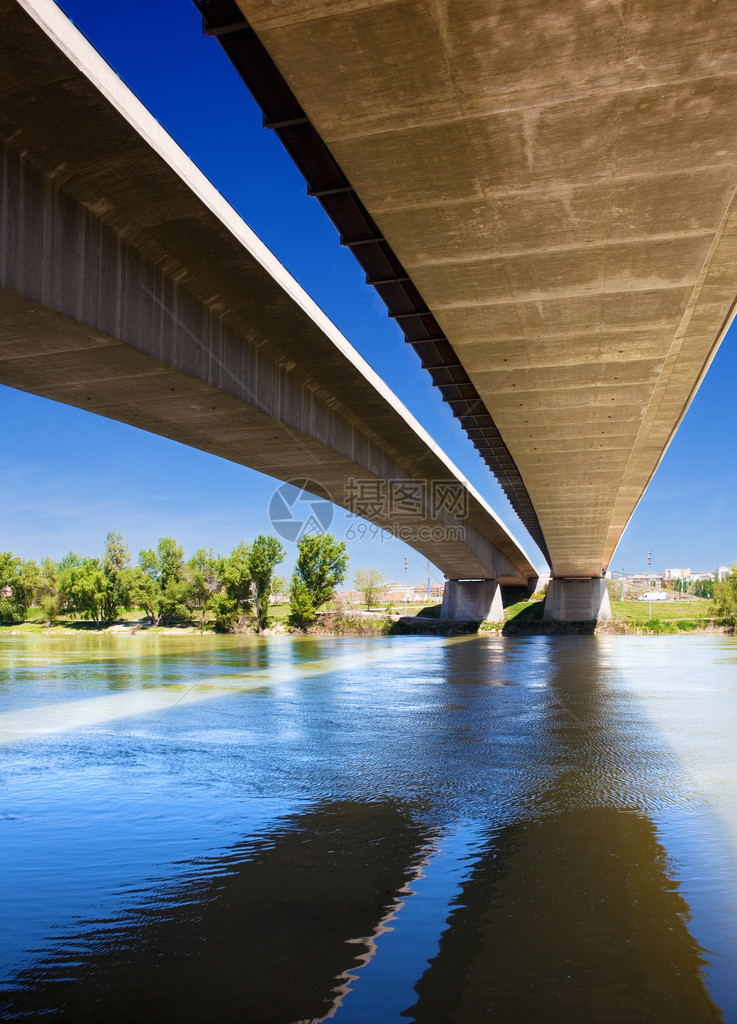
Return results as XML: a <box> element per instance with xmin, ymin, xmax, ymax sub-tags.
<box><xmin>1</xmin><ymin>633</ymin><xmax>736</xmax><ymax>1022</ymax></box>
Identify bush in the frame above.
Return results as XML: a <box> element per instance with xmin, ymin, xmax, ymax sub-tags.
<box><xmin>0</xmin><ymin>598</ymin><xmax>24</xmax><ymax>625</ymax></box>
<box><xmin>209</xmin><ymin>593</ymin><xmax>239</xmax><ymax>632</ymax></box>
<box><xmin>288</xmin><ymin>578</ymin><xmax>316</xmax><ymax>630</ymax></box>
<box><xmin>41</xmin><ymin>595</ymin><xmax>61</xmax><ymax>623</ymax></box>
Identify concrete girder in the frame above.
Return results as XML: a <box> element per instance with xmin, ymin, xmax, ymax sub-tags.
<box><xmin>229</xmin><ymin>0</ymin><xmax>737</xmax><ymax>581</ymax></box>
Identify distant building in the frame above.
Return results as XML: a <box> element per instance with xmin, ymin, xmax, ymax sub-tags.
<box><xmin>626</xmin><ymin>572</ymin><xmax>666</xmax><ymax>588</ymax></box>
<box><xmin>336</xmin><ymin>582</ymin><xmax>443</xmax><ymax>606</ymax></box>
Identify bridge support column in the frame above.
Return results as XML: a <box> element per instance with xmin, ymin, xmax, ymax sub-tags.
<box><xmin>543</xmin><ymin>578</ymin><xmax>611</xmax><ymax>622</ymax></box>
<box><xmin>440</xmin><ymin>579</ymin><xmax>504</xmax><ymax>623</ymax></box>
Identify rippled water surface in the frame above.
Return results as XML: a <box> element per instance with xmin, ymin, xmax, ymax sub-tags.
<box><xmin>1</xmin><ymin>632</ymin><xmax>737</xmax><ymax>1022</ymax></box>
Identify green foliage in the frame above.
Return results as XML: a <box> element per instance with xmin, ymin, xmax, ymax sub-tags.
<box><xmin>100</xmin><ymin>530</ymin><xmax>132</xmax><ymax>624</ymax></box>
<box><xmin>289</xmin><ymin>533</ymin><xmax>348</xmax><ymax>629</ymax></box>
<box><xmin>136</xmin><ymin>537</ymin><xmax>189</xmax><ymax>625</ymax></box>
<box><xmin>138</xmin><ymin>547</ymin><xmax>159</xmax><ymax>582</ymax></box>
<box><xmin>712</xmin><ymin>565</ymin><xmax>737</xmax><ymax>619</ymax></box>
<box><xmin>216</xmin><ymin>542</ymin><xmax>250</xmax><ymax>604</ymax></box>
<box><xmin>36</xmin><ymin>558</ymin><xmax>59</xmax><ymax>621</ymax></box>
<box><xmin>271</xmin><ymin>575</ymin><xmax>288</xmax><ymax>599</ymax></box>
<box><xmin>353</xmin><ymin>567</ymin><xmax>385</xmax><ymax>610</ymax></box>
<box><xmin>288</xmin><ymin>576</ymin><xmax>317</xmax><ymax>629</ymax></box>
<box><xmin>210</xmin><ymin>541</ymin><xmax>251</xmax><ymax>629</ymax></box>
<box><xmin>186</xmin><ymin>548</ymin><xmax>219</xmax><ymax>626</ymax></box>
<box><xmin>692</xmin><ymin>576</ymin><xmax>715</xmax><ymax>599</ymax></box>
<box><xmin>57</xmin><ymin>555</ymin><xmax>107</xmax><ymax>622</ymax></box>
<box><xmin>156</xmin><ymin>578</ymin><xmax>191</xmax><ymax>626</ymax></box>
<box><xmin>52</xmin><ymin>533</ymin><xmax>133</xmax><ymax>625</ymax></box>
<box><xmin>0</xmin><ymin>599</ymin><xmax>22</xmax><ymax>625</ymax></box>
<box><xmin>0</xmin><ymin>551</ymin><xmax>32</xmax><ymax>624</ymax></box>
<box><xmin>248</xmin><ymin>534</ymin><xmax>285</xmax><ymax>632</ymax></box>
<box><xmin>128</xmin><ymin>566</ymin><xmax>159</xmax><ymax>624</ymax></box>
<box><xmin>0</xmin><ymin>553</ymin><xmax>41</xmax><ymax>623</ymax></box>
<box><xmin>295</xmin><ymin>534</ymin><xmax>348</xmax><ymax>609</ymax></box>
<box><xmin>208</xmin><ymin>592</ymin><xmax>239</xmax><ymax>632</ymax></box>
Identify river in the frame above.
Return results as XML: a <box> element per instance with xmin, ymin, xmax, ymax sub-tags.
<box><xmin>1</xmin><ymin>632</ymin><xmax>736</xmax><ymax>1022</ymax></box>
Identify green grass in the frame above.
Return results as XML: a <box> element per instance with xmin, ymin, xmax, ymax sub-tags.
<box><xmin>503</xmin><ymin>598</ymin><xmax>544</xmax><ymax>622</ymax></box>
<box><xmin>610</xmin><ymin>598</ymin><xmax>712</xmax><ymax>621</ymax></box>
<box><xmin>499</xmin><ymin>594</ymin><xmax>724</xmax><ymax>635</ymax></box>
<box><xmin>504</xmin><ymin>599</ymin><xmax>545</xmax><ymax>624</ymax></box>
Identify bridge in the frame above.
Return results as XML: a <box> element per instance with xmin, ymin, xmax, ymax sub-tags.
<box><xmin>0</xmin><ymin>0</ymin><xmax>540</xmax><ymax>623</ymax></box>
<box><xmin>196</xmin><ymin>0</ymin><xmax>737</xmax><ymax>621</ymax></box>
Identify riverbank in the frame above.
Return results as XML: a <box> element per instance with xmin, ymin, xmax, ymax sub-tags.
<box><xmin>1</xmin><ymin>605</ymin><xmax>732</xmax><ymax>637</ymax></box>
<box><xmin>0</xmin><ymin>609</ymin><xmax>398</xmax><ymax>638</ymax></box>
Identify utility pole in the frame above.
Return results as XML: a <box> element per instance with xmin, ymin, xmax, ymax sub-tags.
<box><xmin>404</xmin><ymin>556</ymin><xmax>408</xmax><ymax>617</ymax></box>
<box><xmin>647</xmin><ymin>549</ymin><xmax>652</xmax><ymax>620</ymax></box>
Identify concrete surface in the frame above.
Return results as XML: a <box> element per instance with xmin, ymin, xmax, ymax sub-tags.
<box><xmin>0</xmin><ymin>0</ymin><xmax>537</xmax><ymax>587</ymax></box>
<box><xmin>543</xmin><ymin>578</ymin><xmax>612</xmax><ymax>622</ymax></box>
<box><xmin>440</xmin><ymin>579</ymin><xmax>504</xmax><ymax>623</ymax></box>
<box><xmin>236</xmin><ymin>0</ymin><xmax>737</xmax><ymax>581</ymax></box>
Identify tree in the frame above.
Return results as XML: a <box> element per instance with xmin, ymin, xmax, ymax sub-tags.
<box><xmin>208</xmin><ymin>591</ymin><xmax>239</xmax><ymax>632</ymax></box>
<box><xmin>0</xmin><ymin>552</ymin><xmax>35</xmax><ymax>624</ymax></box>
<box><xmin>353</xmin><ymin>567</ymin><xmax>385</xmax><ymax>610</ymax></box>
<box><xmin>56</xmin><ymin>551</ymin><xmax>82</xmax><ymax>617</ymax></box>
<box><xmin>186</xmin><ymin>548</ymin><xmax>219</xmax><ymax>626</ymax></box>
<box><xmin>100</xmin><ymin>530</ymin><xmax>132</xmax><ymax>625</ymax></box>
<box><xmin>57</xmin><ymin>555</ymin><xmax>107</xmax><ymax>623</ymax></box>
<box><xmin>248</xmin><ymin>534</ymin><xmax>285</xmax><ymax>632</ymax></box>
<box><xmin>138</xmin><ymin>546</ymin><xmax>160</xmax><ymax>583</ymax></box>
<box><xmin>693</xmin><ymin>576</ymin><xmax>715</xmax><ymax>599</ymax></box>
<box><xmin>136</xmin><ymin>537</ymin><xmax>188</xmax><ymax>625</ymax></box>
<box><xmin>156</xmin><ymin>578</ymin><xmax>191</xmax><ymax>626</ymax></box>
<box><xmin>210</xmin><ymin>541</ymin><xmax>252</xmax><ymax>631</ymax></box>
<box><xmin>712</xmin><ymin>565</ymin><xmax>737</xmax><ymax>618</ymax></box>
<box><xmin>128</xmin><ymin>566</ymin><xmax>159</xmax><ymax>624</ymax></box>
<box><xmin>36</xmin><ymin>557</ymin><xmax>60</xmax><ymax>622</ymax></box>
<box><xmin>156</xmin><ymin>537</ymin><xmax>185</xmax><ymax>590</ymax></box>
<box><xmin>289</xmin><ymin>533</ymin><xmax>348</xmax><ymax>628</ymax></box>
<box><xmin>288</xmin><ymin>577</ymin><xmax>317</xmax><ymax>629</ymax></box>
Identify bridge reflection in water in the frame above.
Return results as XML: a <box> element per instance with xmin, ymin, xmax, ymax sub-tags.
<box><xmin>1</xmin><ymin>636</ymin><xmax>734</xmax><ymax>1022</ymax></box>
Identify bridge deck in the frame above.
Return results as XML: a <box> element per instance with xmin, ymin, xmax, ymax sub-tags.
<box><xmin>226</xmin><ymin>0</ymin><xmax>737</xmax><ymax>578</ymax></box>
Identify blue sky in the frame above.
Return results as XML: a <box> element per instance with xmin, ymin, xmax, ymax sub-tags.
<box><xmin>1</xmin><ymin>0</ymin><xmax>735</xmax><ymax>581</ymax></box>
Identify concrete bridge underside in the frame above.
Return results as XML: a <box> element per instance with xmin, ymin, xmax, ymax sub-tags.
<box><xmin>0</xmin><ymin>0</ymin><xmax>538</xmax><ymax>616</ymax></box>
<box><xmin>208</xmin><ymin>0</ymin><xmax>737</xmax><ymax>615</ymax></box>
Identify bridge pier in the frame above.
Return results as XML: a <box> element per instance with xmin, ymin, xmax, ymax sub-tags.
<box><xmin>440</xmin><ymin>579</ymin><xmax>504</xmax><ymax>623</ymax></box>
<box><xmin>543</xmin><ymin>578</ymin><xmax>611</xmax><ymax>622</ymax></box>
